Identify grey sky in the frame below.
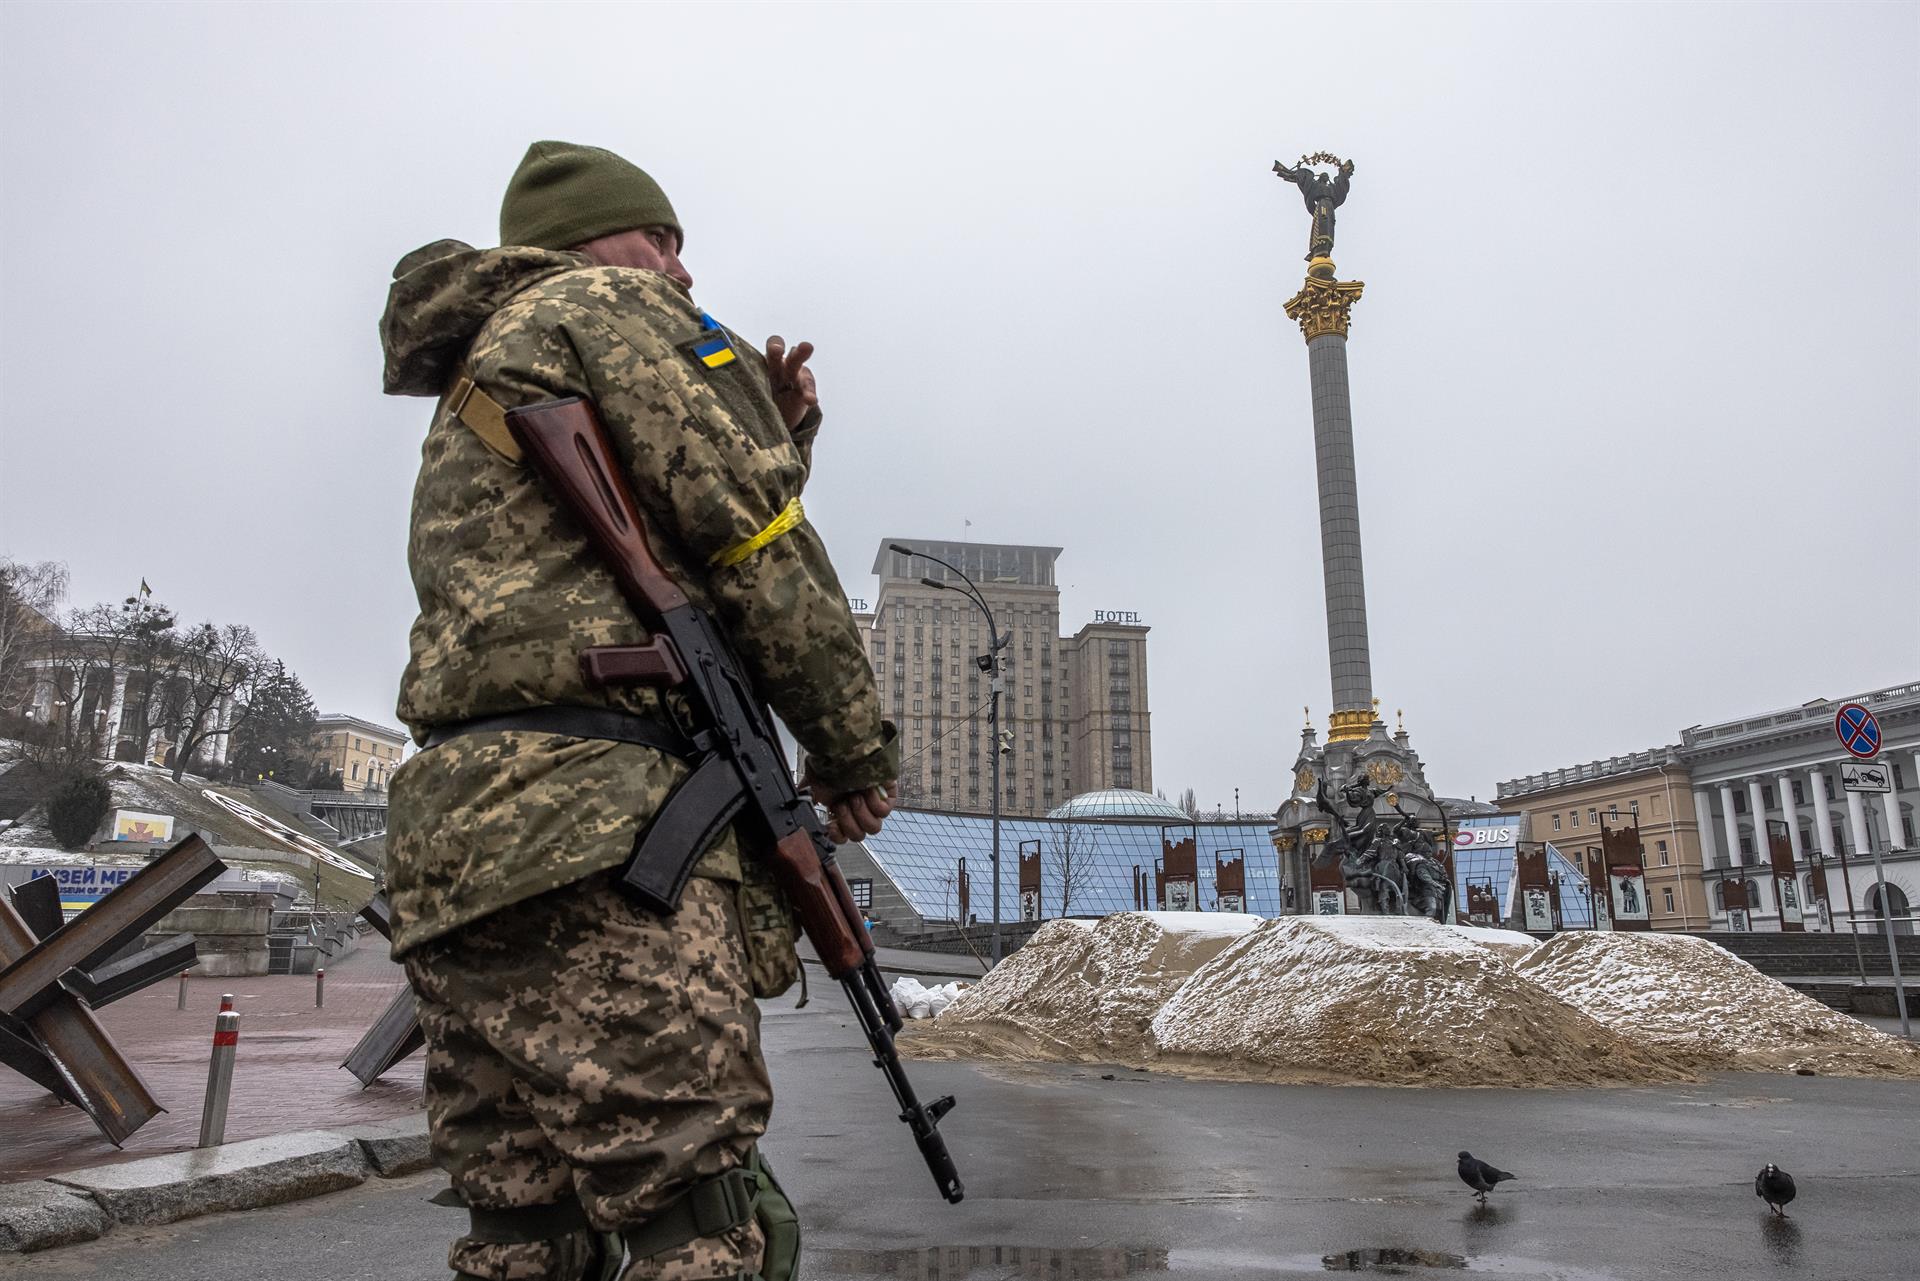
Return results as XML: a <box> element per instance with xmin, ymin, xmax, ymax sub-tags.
<box><xmin>2</xmin><ymin>2</ymin><xmax>1914</xmax><ymax>807</ymax></box>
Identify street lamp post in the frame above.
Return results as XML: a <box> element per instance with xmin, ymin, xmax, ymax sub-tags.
<box><xmin>888</xmin><ymin>543</ymin><xmax>1009</xmax><ymax>963</ymax></box>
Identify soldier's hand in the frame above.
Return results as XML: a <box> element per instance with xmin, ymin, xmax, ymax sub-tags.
<box><xmin>816</xmin><ymin>780</ymin><xmax>894</xmax><ymax>843</ymax></box>
<box><xmin>764</xmin><ymin>335</ymin><xmax>819</xmax><ymax>432</ymax></box>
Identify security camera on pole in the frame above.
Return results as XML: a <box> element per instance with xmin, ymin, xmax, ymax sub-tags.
<box><xmin>889</xmin><ymin>543</ymin><xmax>1010</xmax><ymax>963</ymax></box>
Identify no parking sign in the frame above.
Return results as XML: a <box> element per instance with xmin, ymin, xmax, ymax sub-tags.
<box><xmin>1834</xmin><ymin>702</ymin><xmax>1882</xmax><ymax>759</ymax></box>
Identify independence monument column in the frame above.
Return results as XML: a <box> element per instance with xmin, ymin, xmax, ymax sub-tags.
<box><xmin>1274</xmin><ymin>152</ymin><xmax>1372</xmax><ymax>743</ymax></box>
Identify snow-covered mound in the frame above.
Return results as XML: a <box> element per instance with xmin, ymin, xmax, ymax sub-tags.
<box><xmin>1452</xmin><ymin>924</ymin><xmax>1540</xmax><ymax>960</ymax></box>
<box><xmin>1515</xmin><ymin>932</ymin><xmax>1920</xmax><ymax>1077</ymax></box>
<box><xmin>907</xmin><ymin>912</ymin><xmax>1261</xmax><ymax>1063</ymax></box>
<box><xmin>1149</xmin><ymin>916</ymin><xmax>1688</xmax><ymax>1087</ymax></box>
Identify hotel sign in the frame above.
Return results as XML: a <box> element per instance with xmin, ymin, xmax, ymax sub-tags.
<box><xmin>1093</xmin><ymin>610</ymin><xmax>1143</xmax><ymax>625</ymax></box>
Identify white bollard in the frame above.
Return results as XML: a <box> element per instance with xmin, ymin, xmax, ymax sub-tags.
<box><xmin>198</xmin><ymin>1010</ymin><xmax>239</xmax><ymax>1148</ymax></box>
<box><xmin>315</xmin><ymin>968</ymin><xmax>325</xmax><ymax>1009</ymax></box>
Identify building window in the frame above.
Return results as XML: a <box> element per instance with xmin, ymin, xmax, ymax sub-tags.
<box><xmin>1762</xmin><ymin>784</ymin><xmax>1775</xmax><ymax>808</ymax></box>
<box><xmin>1792</xmin><ymin>780</ymin><xmax>1805</xmax><ymax>807</ymax></box>
<box><xmin>1552</xmin><ymin>814</ymin><xmax>1561</xmax><ymax>832</ymax></box>
<box><xmin>351</xmin><ymin>763</ymin><xmax>359</xmax><ymax>780</ymax></box>
<box><xmin>847</xmin><ymin>878</ymin><xmax>873</xmax><ymax>910</ymax></box>
<box><xmin>1657</xmin><ymin>839</ymin><xmax>1669</xmax><ymax>866</ymax></box>
<box><xmin>1663</xmin><ymin>887</ymin><xmax>1675</xmax><ymax>913</ymax></box>
<box><xmin>1733</xmin><ymin>791</ymin><xmax>1746</xmax><ymax>814</ymax></box>
<box><xmin>1570</xmin><ymin>811</ymin><xmax>1579</xmax><ymax>829</ymax></box>
<box><xmin>1587</xmin><ymin>808</ymin><xmax>1598</xmax><ymax>827</ymax></box>
<box><xmin>1739</xmin><ymin>835</ymin><xmax>1753</xmax><ymax>858</ymax></box>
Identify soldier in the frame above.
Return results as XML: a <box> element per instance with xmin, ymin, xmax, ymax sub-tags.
<box><xmin>379</xmin><ymin>141</ymin><xmax>898</xmax><ymax>1281</ymax></box>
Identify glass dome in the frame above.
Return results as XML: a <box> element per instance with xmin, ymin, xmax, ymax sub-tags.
<box><xmin>1046</xmin><ymin>789</ymin><xmax>1191</xmax><ymax>821</ymax></box>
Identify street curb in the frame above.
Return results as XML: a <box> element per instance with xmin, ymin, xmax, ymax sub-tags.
<box><xmin>0</xmin><ymin>1114</ymin><xmax>435</xmax><ymax>1253</ymax></box>
<box><xmin>0</xmin><ymin>1180</ymin><xmax>111</xmax><ymax>1253</ymax></box>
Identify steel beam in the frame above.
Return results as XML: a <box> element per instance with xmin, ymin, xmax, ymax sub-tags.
<box><xmin>9</xmin><ymin>875</ymin><xmax>64</xmax><ymax>941</ymax></box>
<box><xmin>0</xmin><ymin>896</ymin><xmax>163</xmax><ymax>1144</ymax></box>
<box><xmin>342</xmin><ymin>988</ymin><xmax>425</xmax><ymax>1087</ymax></box>
<box><xmin>341</xmin><ymin>894</ymin><xmax>424</xmax><ymax>1085</ymax></box>
<box><xmin>65</xmin><ymin>935</ymin><xmax>200</xmax><ymax>1008</ymax></box>
<box><xmin>0</xmin><ymin>834</ymin><xmax>222</xmax><ymax>1018</ymax></box>
<box><xmin>0</xmin><ymin>1013</ymin><xmax>78</xmax><ymax>1104</ymax></box>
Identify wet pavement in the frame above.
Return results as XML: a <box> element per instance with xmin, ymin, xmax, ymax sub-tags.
<box><xmin>9</xmin><ymin>987</ymin><xmax>1918</xmax><ymax>1279</ymax></box>
<box><xmin>0</xmin><ymin>944</ymin><xmax>423</xmax><ymax>1180</ymax></box>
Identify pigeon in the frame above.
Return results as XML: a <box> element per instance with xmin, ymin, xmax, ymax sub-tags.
<box><xmin>1457</xmin><ymin>1151</ymin><xmax>1517</xmax><ymax>1204</ymax></box>
<box><xmin>1755</xmin><ymin>1164</ymin><xmax>1796</xmax><ymax>1216</ymax></box>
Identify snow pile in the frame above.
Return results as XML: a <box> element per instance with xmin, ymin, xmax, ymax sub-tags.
<box><xmin>908</xmin><ymin>912</ymin><xmax>1261</xmax><ymax>1063</ymax></box>
<box><xmin>1515</xmin><ymin>932</ymin><xmax>1920</xmax><ymax>1077</ymax></box>
<box><xmin>889</xmin><ymin>976</ymin><xmax>967</xmax><ymax>1020</ymax></box>
<box><xmin>1452</xmin><ymin>924</ymin><xmax>1541</xmax><ymax>960</ymax></box>
<box><xmin>1149</xmin><ymin>916</ymin><xmax>1687</xmax><ymax>1087</ymax></box>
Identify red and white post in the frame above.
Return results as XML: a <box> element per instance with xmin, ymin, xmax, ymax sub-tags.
<box><xmin>197</xmin><ymin>1010</ymin><xmax>240</xmax><ymax>1148</ymax></box>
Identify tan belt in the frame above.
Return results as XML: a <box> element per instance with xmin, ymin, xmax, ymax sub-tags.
<box><xmin>446</xmin><ymin>374</ymin><xmax>523</xmax><ymax>464</ymax></box>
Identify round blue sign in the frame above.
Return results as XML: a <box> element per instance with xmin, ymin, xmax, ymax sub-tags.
<box><xmin>1834</xmin><ymin>702</ymin><xmax>1881</xmax><ymax>759</ymax></box>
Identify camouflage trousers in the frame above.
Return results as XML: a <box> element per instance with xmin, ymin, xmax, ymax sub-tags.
<box><xmin>405</xmin><ymin>870</ymin><xmax>772</xmax><ymax>1281</ymax></box>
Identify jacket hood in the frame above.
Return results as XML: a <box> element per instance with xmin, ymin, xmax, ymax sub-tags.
<box><xmin>380</xmin><ymin>239</ymin><xmax>587</xmax><ymax>396</ymax></box>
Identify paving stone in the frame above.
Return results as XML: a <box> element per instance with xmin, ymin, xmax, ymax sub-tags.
<box><xmin>48</xmin><ymin>1129</ymin><xmax>368</xmax><ymax>1226</ymax></box>
<box><xmin>0</xmin><ymin>1180</ymin><xmax>110</xmax><ymax>1253</ymax></box>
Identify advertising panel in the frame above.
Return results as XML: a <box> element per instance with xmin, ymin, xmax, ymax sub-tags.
<box><xmin>111</xmin><ymin>809</ymin><xmax>174</xmax><ymax>843</ymax></box>
<box><xmin>1313</xmin><ymin>888</ymin><xmax>1345</xmax><ymax>915</ymax></box>
<box><xmin>27</xmin><ymin>865</ymin><xmax>138</xmax><ymax>911</ymax></box>
<box><xmin>1521</xmin><ymin>886</ymin><xmax>1553</xmax><ymax>931</ymax></box>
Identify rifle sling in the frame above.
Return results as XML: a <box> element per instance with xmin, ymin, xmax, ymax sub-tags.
<box><xmin>421</xmin><ymin>705</ymin><xmax>694</xmax><ymax>756</ymax></box>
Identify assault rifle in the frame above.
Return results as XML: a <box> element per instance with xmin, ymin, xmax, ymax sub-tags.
<box><xmin>505</xmin><ymin>396</ymin><xmax>964</xmax><ymax>1205</ymax></box>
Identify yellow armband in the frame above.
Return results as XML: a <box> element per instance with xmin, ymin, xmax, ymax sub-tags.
<box><xmin>709</xmin><ymin>497</ymin><xmax>805</xmax><ymax>568</ymax></box>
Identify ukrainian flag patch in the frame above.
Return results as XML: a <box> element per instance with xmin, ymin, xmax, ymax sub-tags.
<box><xmin>691</xmin><ymin>333</ymin><xmax>737</xmax><ymax>369</ymax></box>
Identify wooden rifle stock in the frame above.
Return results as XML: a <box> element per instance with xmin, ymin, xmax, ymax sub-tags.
<box><xmin>505</xmin><ymin>398</ymin><xmax>689</xmax><ymax>617</ymax></box>
<box><xmin>770</xmin><ymin>830</ymin><xmax>867</xmax><ymax>975</ymax></box>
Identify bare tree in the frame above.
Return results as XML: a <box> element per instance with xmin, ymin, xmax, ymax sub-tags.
<box><xmin>156</xmin><ymin>622</ymin><xmax>264</xmax><ymax>781</ymax></box>
<box><xmin>0</xmin><ymin>557</ymin><xmax>67</xmax><ymax>720</ymax></box>
<box><xmin>1045</xmin><ymin>817</ymin><xmax>1097</xmax><ymax>917</ymax></box>
<box><xmin>1177</xmin><ymin>786</ymin><xmax>1200</xmax><ymax>819</ymax></box>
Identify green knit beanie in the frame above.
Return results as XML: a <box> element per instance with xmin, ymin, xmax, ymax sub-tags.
<box><xmin>499</xmin><ymin>141</ymin><xmax>681</xmax><ymax>251</ymax></box>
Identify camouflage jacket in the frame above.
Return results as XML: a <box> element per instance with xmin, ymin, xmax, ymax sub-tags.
<box><xmin>379</xmin><ymin>240</ymin><xmax>895</xmax><ymax>956</ymax></box>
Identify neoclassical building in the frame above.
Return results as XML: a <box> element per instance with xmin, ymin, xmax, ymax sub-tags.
<box><xmin>1499</xmin><ymin>681</ymin><xmax>1917</xmax><ymax>935</ymax></box>
<box><xmin>1679</xmin><ymin>681</ymin><xmax>1916</xmax><ymax>934</ymax></box>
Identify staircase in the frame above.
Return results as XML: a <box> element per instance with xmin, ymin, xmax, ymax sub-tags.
<box><xmin>1678</xmin><ymin>930</ymin><xmax>1920</xmax><ymax>979</ymax></box>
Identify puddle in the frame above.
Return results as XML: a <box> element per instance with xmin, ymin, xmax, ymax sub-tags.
<box><xmin>817</xmin><ymin>1245</ymin><xmax>1169</xmax><ymax>1277</ymax></box>
<box><xmin>1323</xmin><ymin>1248</ymin><xmax>1468</xmax><ymax>1273</ymax></box>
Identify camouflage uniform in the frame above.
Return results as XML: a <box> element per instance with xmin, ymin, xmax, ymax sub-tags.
<box><xmin>381</xmin><ymin>238</ymin><xmax>894</xmax><ymax>1280</ymax></box>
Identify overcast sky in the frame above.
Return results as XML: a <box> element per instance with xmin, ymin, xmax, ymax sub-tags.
<box><xmin>2</xmin><ymin>2</ymin><xmax>1914</xmax><ymax>807</ymax></box>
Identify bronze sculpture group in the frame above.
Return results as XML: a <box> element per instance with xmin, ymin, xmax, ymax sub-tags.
<box><xmin>1313</xmin><ymin>775</ymin><xmax>1453</xmax><ymax>922</ymax></box>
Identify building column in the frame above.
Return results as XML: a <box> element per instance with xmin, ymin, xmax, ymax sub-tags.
<box><xmin>1746</xmin><ymin>778</ymin><xmax>1770</xmax><ymax>866</ymax></box>
<box><xmin>29</xmin><ymin>665</ymin><xmax>56</xmax><ymax>722</ymax></box>
<box><xmin>1876</xmin><ymin>758</ymin><xmax>1907</xmax><ymax>850</ymax></box>
<box><xmin>1694</xmin><ymin>789</ymin><xmax>1719</xmax><ymax>867</ymax></box>
<box><xmin>1718</xmin><ymin>783</ymin><xmax>1742</xmax><ymax>867</ymax></box>
<box><xmin>1809</xmin><ymin>768</ymin><xmax>1837</xmax><ymax>861</ymax></box>
<box><xmin>210</xmin><ymin>695</ymin><xmax>235</xmax><ymax>767</ymax></box>
<box><xmin>1844</xmin><ymin>787</ymin><xmax>1874</xmax><ymax>862</ymax></box>
<box><xmin>101</xmin><ymin>670</ymin><xmax>130</xmax><ymax>761</ymax></box>
<box><xmin>1881</xmin><ymin>788</ymin><xmax>1907</xmax><ymax>852</ymax></box>
<box><xmin>1777</xmin><ymin>773</ymin><xmax>1804</xmax><ymax>863</ymax></box>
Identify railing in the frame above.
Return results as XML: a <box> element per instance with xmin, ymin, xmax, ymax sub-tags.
<box><xmin>1679</xmin><ymin>681</ymin><xmax>1920</xmax><ymax>749</ymax></box>
<box><xmin>1496</xmin><ymin>747</ymin><xmax>1679</xmax><ymax>799</ymax></box>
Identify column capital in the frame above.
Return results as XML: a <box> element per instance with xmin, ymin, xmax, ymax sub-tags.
<box><xmin>1284</xmin><ymin>272</ymin><xmax>1365</xmax><ymax>341</ymax></box>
